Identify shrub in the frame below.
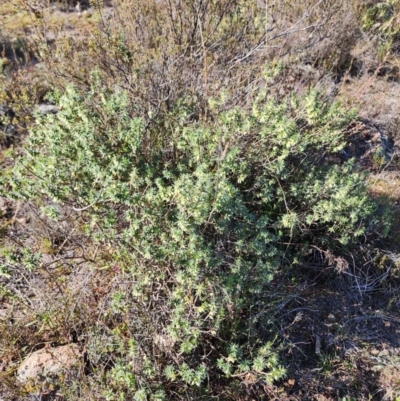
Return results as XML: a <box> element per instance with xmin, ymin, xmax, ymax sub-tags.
<box><xmin>28</xmin><ymin>0</ymin><xmax>369</xmax><ymax>120</ymax></box>
<box><xmin>1</xmin><ymin>73</ymin><xmax>382</xmax><ymax>398</ymax></box>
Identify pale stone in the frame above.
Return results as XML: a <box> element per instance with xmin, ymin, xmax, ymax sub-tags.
<box><xmin>327</xmin><ymin>313</ymin><xmax>336</xmax><ymax>322</ymax></box>
<box><xmin>17</xmin><ymin>344</ymin><xmax>81</xmax><ymax>383</ymax></box>
<box><xmin>35</xmin><ymin>104</ymin><xmax>58</xmax><ymax>115</ymax></box>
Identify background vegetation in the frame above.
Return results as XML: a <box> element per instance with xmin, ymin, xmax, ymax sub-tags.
<box><xmin>1</xmin><ymin>0</ymin><xmax>400</xmax><ymax>400</ymax></box>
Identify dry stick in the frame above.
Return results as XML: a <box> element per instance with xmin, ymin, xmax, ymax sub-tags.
<box><xmin>55</xmin><ymin>224</ymin><xmax>77</xmax><ymax>256</ymax></box>
<box><xmin>10</xmin><ymin>201</ymin><xmax>21</xmax><ymax>226</ymax></box>
<box><xmin>197</xmin><ymin>5</ymin><xmax>208</xmax><ymax>117</ymax></box>
<box><xmin>344</xmin><ymin>314</ymin><xmax>400</xmax><ymax>326</ymax></box>
<box><xmin>315</xmin><ymin>334</ymin><xmax>321</xmax><ymax>355</ymax></box>
<box><xmin>275</xmin><ymin>174</ymin><xmax>295</xmax><ymax>266</ymax></box>
<box><xmin>226</xmin><ymin>3</ymin><xmax>335</xmax><ymax>84</ymax></box>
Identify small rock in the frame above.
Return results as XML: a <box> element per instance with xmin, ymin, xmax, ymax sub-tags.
<box><xmin>35</xmin><ymin>104</ymin><xmax>58</xmax><ymax>115</ymax></box>
<box><xmin>34</xmin><ymin>62</ymin><xmax>48</xmax><ymax>71</ymax></box>
<box><xmin>327</xmin><ymin>313</ymin><xmax>336</xmax><ymax>322</ymax></box>
<box><xmin>17</xmin><ymin>344</ymin><xmax>81</xmax><ymax>384</ymax></box>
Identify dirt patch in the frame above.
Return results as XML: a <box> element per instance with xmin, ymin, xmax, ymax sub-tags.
<box><xmin>271</xmin><ymin>272</ymin><xmax>400</xmax><ymax>400</ymax></box>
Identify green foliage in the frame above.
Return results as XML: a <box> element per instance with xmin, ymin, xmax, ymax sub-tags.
<box><xmin>359</xmin><ymin>0</ymin><xmax>400</xmax><ymax>60</ymax></box>
<box><xmin>1</xmin><ymin>246</ymin><xmax>41</xmax><ymax>276</ymax></box>
<box><xmin>1</xmin><ymin>74</ymin><xmax>383</xmax><ymax>398</ymax></box>
<box><xmin>361</xmin><ymin>0</ymin><xmax>399</xmax><ymax>34</ymax></box>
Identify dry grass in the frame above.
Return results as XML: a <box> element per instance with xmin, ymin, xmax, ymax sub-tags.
<box><xmin>340</xmin><ymin>76</ymin><xmax>400</xmax><ymax>126</ymax></box>
<box><xmin>0</xmin><ymin>1</ymin><xmax>99</xmax><ymax>38</ymax></box>
<box><xmin>369</xmin><ymin>172</ymin><xmax>400</xmax><ymax>247</ymax></box>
